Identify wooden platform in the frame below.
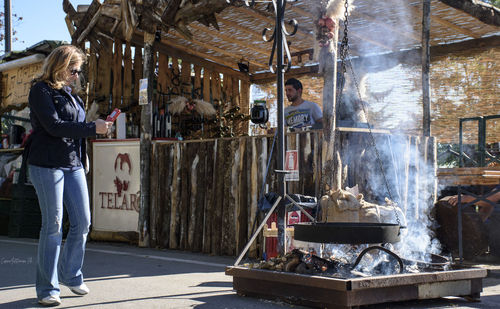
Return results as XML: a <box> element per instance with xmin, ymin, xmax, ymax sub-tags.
<box><xmin>226</xmin><ymin>266</ymin><xmax>487</xmax><ymax>309</ymax></box>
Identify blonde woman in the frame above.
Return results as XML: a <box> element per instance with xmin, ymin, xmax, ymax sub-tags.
<box><xmin>28</xmin><ymin>45</ymin><xmax>111</xmax><ymax>306</ymax></box>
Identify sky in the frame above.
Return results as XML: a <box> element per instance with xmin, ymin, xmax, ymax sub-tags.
<box><xmin>7</xmin><ymin>0</ymin><xmax>90</xmax><ymax>52</ymax></box>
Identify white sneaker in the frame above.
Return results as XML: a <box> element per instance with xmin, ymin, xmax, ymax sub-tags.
<box><xmin>38</xmin><ymin>295</ymin><xmax>61</xmax><ymax>306</ymax></box>
<box><xmin>68</xmin><ymin>283</ymin><xmax>90</xmax><ymax>295</ymax></box>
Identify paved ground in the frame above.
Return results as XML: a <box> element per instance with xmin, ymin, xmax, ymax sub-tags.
<box><xmin>1</xmin><ymin>236</ymin><xmax>500</xmax><ymax>308</ymax></box>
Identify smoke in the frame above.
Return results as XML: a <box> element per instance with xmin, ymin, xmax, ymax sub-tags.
<box><xmin>318</xmin><ymin>0</ymin><xmax>442</xmax><ymax>273</ymax></box>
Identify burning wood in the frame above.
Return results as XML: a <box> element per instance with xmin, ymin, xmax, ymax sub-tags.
<box><xmin>247</xmin><ymin>249</ymin><xmax>352</xmax><ymax>278</ymax></box>
<box><xmin>246</xmin><ymin>245</ymin><xmax>451</xmax><ymax>280</ymax></box>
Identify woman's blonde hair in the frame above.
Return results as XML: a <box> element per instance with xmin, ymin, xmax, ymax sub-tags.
<box><xmin>33</xmin><ymin>45</ymin><xmax>86</xmax><ymax>91</ymax></box>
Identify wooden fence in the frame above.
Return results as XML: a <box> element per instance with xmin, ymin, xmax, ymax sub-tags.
<box><xmin>87</xmin><ymin>40</ymin><xmax>250</xmax><ymax>138</ymax></box>
<box><xmin>149</xmin><ymin>129</ymin><xmax>436</xmax><ymax>257</ymax></box>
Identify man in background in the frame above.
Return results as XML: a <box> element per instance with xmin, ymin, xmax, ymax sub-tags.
<box><xmin>284</xmin><ymin>78</ymin><xmax>323</xmax><ymax>129</ymax></box>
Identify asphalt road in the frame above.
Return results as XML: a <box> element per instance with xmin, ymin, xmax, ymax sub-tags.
<box><xmin>1</xmin><ymin>236</ymin><xmax>500</xmax><ymax>309</ymax></box>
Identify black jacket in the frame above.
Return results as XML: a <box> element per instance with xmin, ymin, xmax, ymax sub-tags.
<box><xmin>28</xmin><ymin>81</ymin><xmax>96</xmax><ymax>169</ymax></box>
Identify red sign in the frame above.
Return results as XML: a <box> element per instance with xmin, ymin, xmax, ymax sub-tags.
<box><xmin>287</xmin><ymin>211</ymin><xmax>301</xmax><ymax>226</ymax></box>
<box><xmin>285</xmin><ymin>150</ymin><xmax>298</xmax><ymax>171</ymax></box>
<box><xmin>98</xmin><ymin>152</ymin><xmax>139</xmax><ymax>212</ymax></box>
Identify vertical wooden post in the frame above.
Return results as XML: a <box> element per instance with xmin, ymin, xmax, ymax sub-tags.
<box><xmin>320</xmin><ymin>21</ymin><xmax>340</xmax><ymax>193</ymax></box>
<box><xmin>112</xmin><ymin>39</ymin><xmax>123</xmax><ymax>109</ymax></box>
<box><xmin>123</xmin><ymin>42</ymin><xmax>133</xmax><ymax>108</ymax></box>
<box><xmin>240</xmin><ymin>80</ymin><xmax>250</xmax><ymax>135</ymax></box>
<box><xmin>422</xmin><ymin>0</ymin><xmax>431</xmax><ymax>136</ymax></box>
<box><xmin>133</xmin><ymin>46</ymin><xmax>143</xmax><ymax>104</ymax></box>
<box><xmin>138</xmin><ymin>32</ymin><xmax>155</xmax><ymax>247</ymax></box>
<box><xmin>95</xmin><ymin>38</ymin><xmax>113</xmax><ymax>115</ymax></box>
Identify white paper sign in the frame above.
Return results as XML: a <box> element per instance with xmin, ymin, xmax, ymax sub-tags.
<box><xmin>138</xmin><ymin>78</ymin><xmax>148</xmax><ymax>105</ymax></box>
<box><xmin>92</xmin><ymin>140</ymin><xmax>140</xmax><ymax>232</ymax></box>
<box><xmin>285</xmin><ymin>149</ymin><xmax>299</xmax><ymax>181</ymax></box>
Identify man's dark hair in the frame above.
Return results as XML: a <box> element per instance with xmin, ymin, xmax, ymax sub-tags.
<box><xmin>285</xmin><ymin>78</ymin><xmax>303</xmax><ymax>90</ymax></box>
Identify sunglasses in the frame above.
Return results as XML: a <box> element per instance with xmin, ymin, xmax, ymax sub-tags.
<box><xmin>70</xmin><ymin>69</ymin><xmax>82</xmax><ymax>75</ymax></box>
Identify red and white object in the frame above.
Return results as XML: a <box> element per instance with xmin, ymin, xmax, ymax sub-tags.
<box><xmin>284</xmin><ymin>150</ymin><xmax>299</xmax><ymax>181</ymax></box>
<box><xmin>106</xmin><ymin>108</ymin><xmax>121</xmax><ymax>122</ymax></box>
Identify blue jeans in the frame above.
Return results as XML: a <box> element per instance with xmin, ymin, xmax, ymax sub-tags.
<box><xmin>29</xmin><ymin>165</ymin><xmax>90</xmax><ymax>299</ymax></box>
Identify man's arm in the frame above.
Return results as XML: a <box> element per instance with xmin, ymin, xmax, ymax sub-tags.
<box><xmin>312</xmin><ymin>102</ymin><xmax>323</xmax><ymax>128</ymax></box>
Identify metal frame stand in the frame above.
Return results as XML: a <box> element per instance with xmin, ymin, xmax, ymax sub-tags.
<box><xmin>233</xmin><ymin>192</ymin><xmax>319</xmax><ymax>266</ymax></box>
<box><xmin>227</xmin><ymin>0</ymin><xmax>298</xmax><ymax>256</ymax></box>
<box><xmin>457</xmin><ymin>115</ymin><xmax>500</xmax><ymax>262</ymax></box>
<box><xmin>457</xmin><ymin>185</ymin><xmax>499</xmax><ymax>262</ymax></box>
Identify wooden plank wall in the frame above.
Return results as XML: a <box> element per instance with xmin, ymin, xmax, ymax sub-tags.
<box><xmin>149</xmin><ymin>131</ymin><xmax>436</xmax><ymax>257</ymax></box>
<box><xmin>87</xmin><ymin>42</ymin><xmax>250</xmax><ymax>137</ymax></box>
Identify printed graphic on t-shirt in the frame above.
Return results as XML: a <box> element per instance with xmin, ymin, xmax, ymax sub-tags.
<box><xmin>286</xmin><ymin>109</ymin><xmax>312</xmax><ymax>127</ymax></box>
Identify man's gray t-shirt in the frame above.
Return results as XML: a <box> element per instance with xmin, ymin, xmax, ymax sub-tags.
<box><xmin>284</xmin><ymin>100</ymin><xmax>322</xmax><ymax>128</ymax></box>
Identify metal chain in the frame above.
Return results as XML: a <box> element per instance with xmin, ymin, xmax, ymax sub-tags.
<box><xmin>345</xmin><ymin>55</ymin><xmax>402</xmax><ymax>227</ymax></box>
<box><xmin>337</xmin><ymin>0</ymin><xmax>402</xmax><ymax>227</ymax></box>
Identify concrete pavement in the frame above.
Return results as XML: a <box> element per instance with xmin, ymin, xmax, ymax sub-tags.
<box><xmin>1</xmin><ymin>236</ymin><xmax>500</xmax><ymax>308</ymax></box>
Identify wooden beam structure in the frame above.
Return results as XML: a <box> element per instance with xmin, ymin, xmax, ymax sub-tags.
<box><xmin>188</xmin><ymin>22</ymin><xmax>270</xmax><ymax>56</ymax></box>
<box><xmin>422</xmin><ymin>0</ymin><xmax>432</xmax><ymax>137</ymax></box>
<box><xmin>409</xmin><ymin>3</ymin><xmax>482</xmax><ymax>39</ymax></box>
<box><xmin>356</xmin><ymin>12</ymin><xmax>420</xmax><ymax>42</ymax></box>
<box><xmin>216</xmin><ymin>16</ymin><xmax>302</xmax><ymax>55</ymax></box>
<box><xmin>71</xmin><ymin>0</ymin><xmax>101</xmax><ymax>45</ymax></box>
<box><xmin>138</xmin><ymin>32</ymin><xmax>155</xmax><ymax>248</ymax></box>
<box><xmin>439</xmin><ymin>0</ymin><xmax>500</xmax><ymax>26</ymax></box>
<box><xmin>251</xmin><ymin>35</ymin><xmax>500</xmax><ymax>84</ymax></box>
<box><xmin>131</xmin><ymin>32</ymin><xmax>250</xmax><ymax>81</ymax></box>
<box><xmin>251</xmin><ymin>65</ymin><xmax>320</xmax><ymax>84</ymax></box>
<box><xmin>232</xmin><ymin>6</ymin><xmax>313</xmax><ymax>42</ymax></box>
<box><xmin>169</xmin><ymin>30</ymin><xmax>268</xmax><ymax>70</ymax></box>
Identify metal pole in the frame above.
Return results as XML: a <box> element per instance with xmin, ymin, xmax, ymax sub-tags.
<box><xmin>422</xmin><ymin>0</ymin><xmax>431</xmax><ymax>136</ymax></box>
<box><xmin>4</xmin><ymin>0</ymin><xmax>12</xmax><ymax>53</ymax></box>
<box><xmin>276</xmin><ymin>0</ymin><xmax>286</xmax><ymax>255</ymax></box>
<box><xmin>478</xmin><ymin>117</ymin><xmax>486</xmax><ymax>167</ymax></box>
<box><xmin>457</xmin><ymin>185</ymin><xmax>463</xmax><ymax>263</ymax></box>
<box><xmin>459</xmin><ymin>119</ymin><xmax>463</xmax><ymax>167</ymax></box>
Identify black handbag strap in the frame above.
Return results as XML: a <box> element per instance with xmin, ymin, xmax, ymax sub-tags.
<box><xmin>18</xmin><ymin>134</ymin><xmax>33</xmax><ymax>185</ymax></box>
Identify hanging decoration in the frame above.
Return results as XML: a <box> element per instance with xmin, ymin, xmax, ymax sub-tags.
<box><xmin>313</xmin><ymin>0</ymin><xmax>355</xmax><ymax>63</ymax></box>
<box><xmin>168</xmin><ymin>96</ymin><xmax>217</xmax><ymax>116</ymax></box>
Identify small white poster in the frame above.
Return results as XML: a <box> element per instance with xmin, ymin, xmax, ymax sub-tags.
<box><xmin>285</xmin><ymin>149</ymin><xmax>299</xmax><ymax>181</ymax></box>
<box><xmin>138</xmin><ymin>78</ymin><xmax>148</xmax><ymax>105</ymax></box>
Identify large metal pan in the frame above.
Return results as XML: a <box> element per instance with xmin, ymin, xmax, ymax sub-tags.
<box><xmin>294</xmin><ymin>222</ymin><xmax>401</xmax><ymax>244</ymax></box>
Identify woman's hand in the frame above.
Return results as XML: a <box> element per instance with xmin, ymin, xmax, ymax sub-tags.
<box><xmin>95</xmin><ymin>119</ymin><xmax>113</xmax><ymax>135</ymax></box>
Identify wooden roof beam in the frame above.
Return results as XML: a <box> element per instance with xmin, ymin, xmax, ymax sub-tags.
<box><xmin>70</xmin><ymin>0</ymin><xmax>102</xmax><ymax>45</ymax></box>
<box><xmin>217</xmin><ymin>16</ymin><xmax>302</xmax><ymax>54</ymax></box>
<box><xmin>131</xmin><ymin>32</ymin><xmax>250</xmax><ymax>81</ymax></box>
<box><xmin>287</xmin><ymin>3</ymin><xmax>314</xmax><ymax>19</ymax></box>
<box><xmin>77</xmin><ymin>7</ymin><xmax>103</xmax><ymax>45</ymax></box>
<box><xmin>354</xmin><ymin>12</ymin><xmax>421</xmax><ymax>42</ymax></box>
<box><xmin>287</xmin><ymin>3</ymin><xmax>393</xmax><ymax>51</ymax></box>
<box><xmin>169</xmin><ymin>31</ymin><xmax>268</xmax><ymax>70</ymax></box>
<box><xmin>65</xmin><ymin>15</ymin><xmax>76</xmax><ymax>37</ymax></box>
<box><xmin>251</xmin><ymin>65</ymin><xmax>319</xmax><ymax>84</ymax></box>
<box><xmin>162</xmin><ymin>36</ymin><xmax>241</xmax><ymax>71</ymax></box>
<box><xmin>350</xmin><ymin>31</ymin><xmax>394</xmax><ymax>51</ymax></box>
<box><xmin>232</xmin><ymin>6</ymin><xmax>313</xmax><ymax>42</ymax></box>
<box><xmin>410</xmin><ymin>4</ymin><xmax>481</xmax><ymax>39</ymax></box>
<box><xmin>439</xmin><ymin>0</ymin><xmax>500</xmax><ymax>26</ymax></box>
<box><xmin>188</xmin><ymin>22</ymin><xmax>270</xmax><ymax>56</ymax></box>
